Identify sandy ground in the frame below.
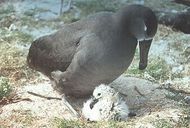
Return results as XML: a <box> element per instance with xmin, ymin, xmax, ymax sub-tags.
<box><xmin>0</xmin><ymin>76</ymin><xmax>178</xmax><ymax>127</ymax></box>
<box><xmin>0</xmin><ymin>75</ymin><xmax>188</xmax><ymax>127</ymax></box>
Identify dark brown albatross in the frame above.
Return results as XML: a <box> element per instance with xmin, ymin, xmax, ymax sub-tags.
<box><xmin>27</xmin><ymin>4</ymin><xmax>157</xmax><ymax>101</ymax></box>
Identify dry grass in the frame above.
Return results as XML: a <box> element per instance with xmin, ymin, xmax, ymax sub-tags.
<box><xmin>0</xmin><ymin>110</ymin><xmax>38</xmax><ymax>128</ymax></box>
<box><xmin>0</xmin><ymin>34</ymin><xmax>39</xmax><ymax>86</ymax></box>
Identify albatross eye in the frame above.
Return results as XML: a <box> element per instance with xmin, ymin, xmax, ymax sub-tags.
<box><xmin>97</xmin><ymin>93</ymin><xmax>101</xmax><ymax>96</ymax></box>
<box><xmin>144</xmin><ymin>24</ymin><xmax>147</xmax><ymax>31</ymax></box>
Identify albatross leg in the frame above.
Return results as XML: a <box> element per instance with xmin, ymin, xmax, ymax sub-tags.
<box><xmin>51</xmin><ymin>70</ymin><xmax>79</xmax><ymax>117</ymax></box>
<box><xmin>62</xmin><ymin>94</ymin><xmax>80</xmax><ymax>118</ymax></box>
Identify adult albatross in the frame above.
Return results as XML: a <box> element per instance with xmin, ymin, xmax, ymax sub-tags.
<box><xmin>27</xmin><ymin>4</ymin><xmax>157</xmax><ymax>116</ymax></box>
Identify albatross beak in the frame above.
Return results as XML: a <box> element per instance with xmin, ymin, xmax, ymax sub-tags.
<box><xmin>139</xmin><ymin>39</ymin><xmax>152</xmax><ymax>70</ymax></box>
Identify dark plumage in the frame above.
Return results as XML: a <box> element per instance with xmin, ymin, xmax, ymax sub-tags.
<box><xmin>27</xmin><ymin>5</ymin><xmax>158</xmax><ymax>98</ymax></box>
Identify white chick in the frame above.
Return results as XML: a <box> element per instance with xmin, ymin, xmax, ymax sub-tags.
<box><xmin>93</xmin><ymin>84</ymin><xmax>117</xmax><ymax>99</ymax></box>
<box><xmin>82</xmin><ymin>97</ymin><xmax>113</xmax><ymax>121</ymax></box>
<box><xmin>82</xmin><ymin>84</ymin><xmax>129</xmax><ymax>121</ymax></box>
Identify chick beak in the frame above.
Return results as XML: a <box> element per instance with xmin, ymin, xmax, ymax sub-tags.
<box><xmin>139</xmin><ymin>39</ymin><xmax>152</xmax><ymax>70</ymax></box>
<box><xmin>90</xmin><ymin>97</ymin><xmax>99</xmax><ymax>109</ymax></box>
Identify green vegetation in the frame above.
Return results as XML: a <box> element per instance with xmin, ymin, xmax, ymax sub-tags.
<box><xmin>0</xmin><ymin>28</ymin><xmax>33</xmax><ymax>44</ymax></box>
<box><xmin>0</xmin><ymin>41</ymin><xmax>40</xmax><ymax>85</ymax></box>
<box><xmin>126</xmin><ymin>57</ymin><xmax>171</xmax><ymax>81</ymax></box>
<box><xmin>15</xmin><ymin>110</ymin><xmax>36</xmax><ymax>126</ymax></box>
<box><xmin>58</xmin><ymin>0</ymin><xmax>122</xmax><ymax>23</ymax></box>
<box><xmin>0</xmin><ymin>42</ymin><xmax>25</xmax><ymax>69</ymax></box>
<box><xmin>24</xmin><ymin>8</ymin><xmax>50</xmax><ymax>17</ymax></box>
<box><xmin>0</xmin><ymin>77</ymin><xmax>12</xmax><ymax>99</ymax></box>
<box><xmin>174</xmin><ymin>100</ymin><xmax>190</xmax><ymax>128</ymax></box>
<box><xmin>153</xmin><ymin>119</ymin><xmax>173</xmax><ymax>128</ymax></box>
<box><xmin>54</xmin><ymin>118</ymin><xmax>132</xmax><ymax>128</ymax></box>
<box><xmin>19</xmin><ymin>15</ymin><xmax>58</xmax><ymax>29</ymax></box>
<box><xmin>0</xmin><ymin>4</ymin><xmax>16</xmax><ymax>28</ymax></box>
<box><xmin>58</xmin><ymin>11</ymin><xmax>80</xmax><ymax>23</ymax></box>
<box><xmin>75</xmin><ymin>0</ymin><xmax>118</xmax><ymax>16</ymax></box>
<box><xmin>177</xmin><ymin>108</ymin><xmax>190</xmax><ymax>128</ymax></box>
<box><xmin>0</xmin><ymin>28</ymin><xmax>39</xmax><ymax>85</ymax></box>
<box><xmin>146</xmin><ymin>58</ymin><xmax>171</xmax><ymax>80</ymax></box>
<box><xmin>0</xmin><ymin>4</ymin><xmax>15</xmax><ymax>15</ymax></box>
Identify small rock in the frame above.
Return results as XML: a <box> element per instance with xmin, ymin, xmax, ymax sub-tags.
<box><xmin>183</xmin><ymin>46</ymin><xmax>190</xmax><ymax>57</ymax></box>
<box><xmin>8</xmin><ymin>24</ymin><xmax>17</xmax><ymax>31</ymax></box>
<box><xmin>143</xmin><ymin>72</ymin><xmax>156</xmax><ymax>81</ymax></box>
<box><xmin>184</xmin><ymin>96</ymin><xmax>190</xmax><ymax>104</ymax></box>
<box><xmin>135</xmin><ymin>0</ymin><xmax>144</xmax><ymax>5</ymax></box>
<box><xmin>172</xmin><ymin>65</ymin><xmax>184</xmax><ymax>74</ymax></box>
<box><xmin>34</xmin><ymin>12</ymin><xmax>58</xmax><ymax>21</ymax></box>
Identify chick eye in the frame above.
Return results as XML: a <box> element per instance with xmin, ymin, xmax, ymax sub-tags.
<box><xmin>99</xmin><ymin>109</ymin><xmax>102</xmax><ymax>111</ymax></box>
<box><xmin>97</xmin><ymin>93</ymin><xmax>101</xmax><ymax>96</ymax></box>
